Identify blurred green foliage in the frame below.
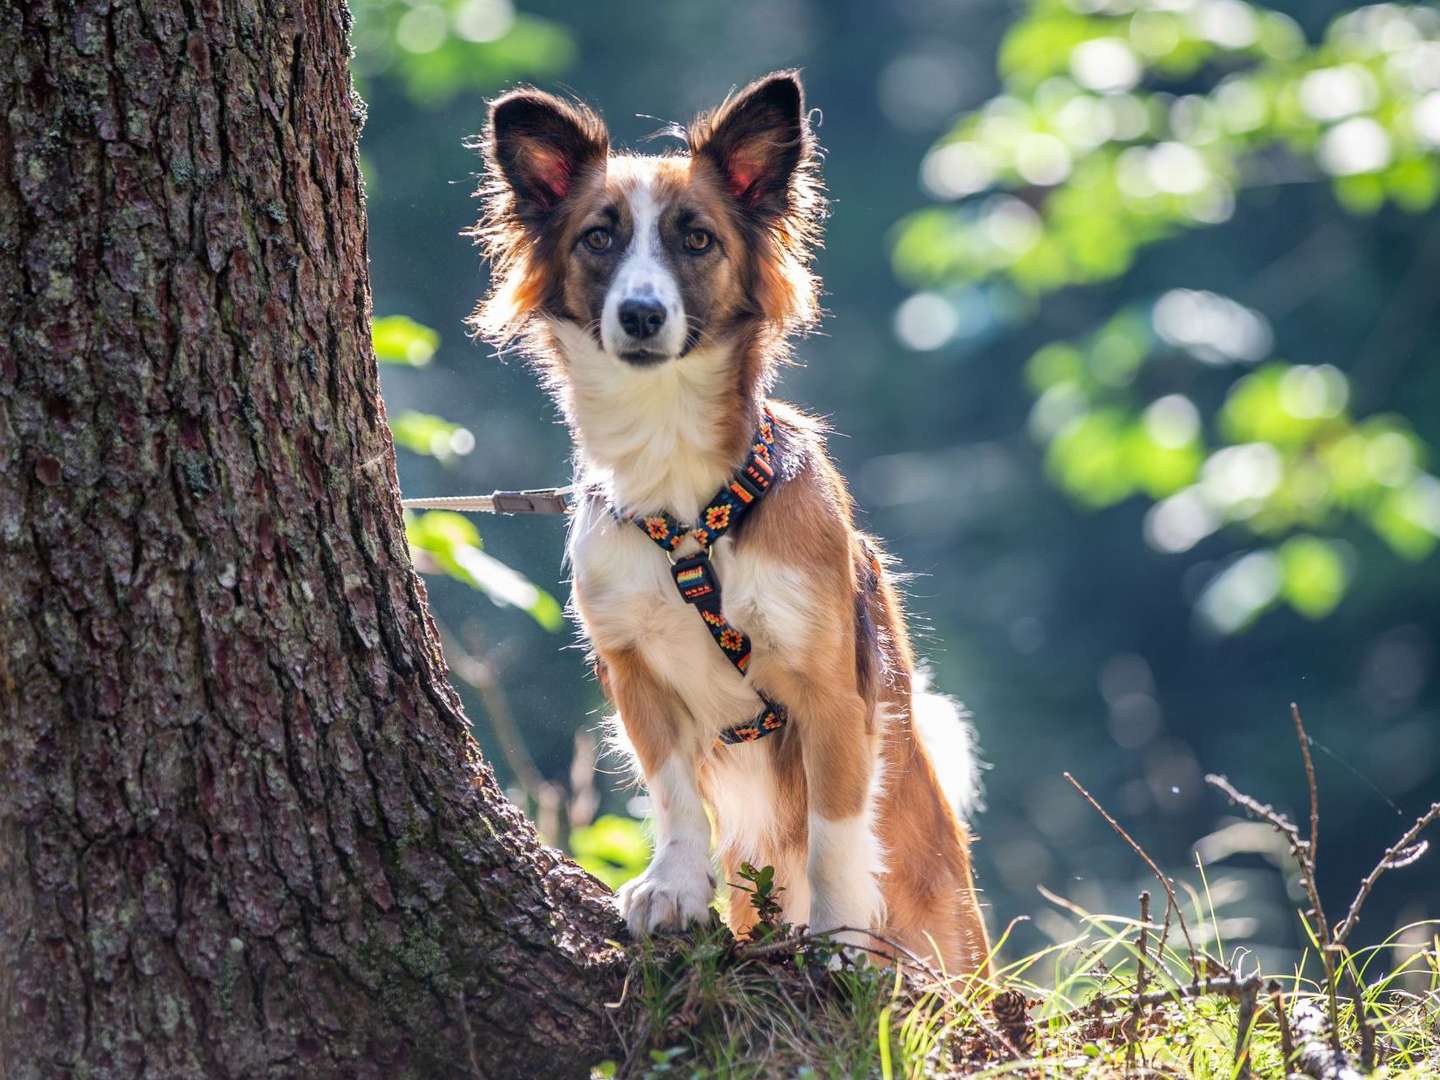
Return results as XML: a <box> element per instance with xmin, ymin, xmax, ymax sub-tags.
<box><xmin>390</xmin><ymin>409</ymin><xmax>476</xmax><ymax>461</ymax></box>
<box><xmin>1027</xmin><ymin>299</ymin><xmax>1439</xmax><ymax>626</ymax></box>
<box><xmin>349</xmin><ymin>0</ymin><xmax>573</xmax><ymax>104</ymax></box>
<box><xmin>568</xmin><ymin>814</ymin><xmax>651</xmax><ymax>889</ymax></box>
<box><xmin>901</xmin><ymin>0</ymin><xmax>1440</xmax><ymax>632</ymax></box>
<box><xmin>373</xmin><ymin>314</ymin><xmax>440</xmax><ymax>366</ymax></box>
<box><xmin>405</xmin><ymin>509</ymin><xmax>564</xmax><ymax>630</ymax></box>
<box><xmin>375</xmin><ymin>314</ymin><xmax>562</xmax><ymax>630</ymax></box>
<box><xmin>895</xmin><ymin>2</ymin><xmax>1440</xmax><ymax>294</ymax></box>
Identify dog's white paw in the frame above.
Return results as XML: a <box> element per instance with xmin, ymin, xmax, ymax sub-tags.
<box><xmin>616</xmin><ymin>855</ymin><xmax>715</xmax><ymax>936</ymax></box>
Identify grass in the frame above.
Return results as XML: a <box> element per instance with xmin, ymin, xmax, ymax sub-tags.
<box><xmin>591</xmin><ymin>707</ymin><xmax>1440</xmax><ymax>1078</ymax></box>
<box><xmin>594</xmin><ymin>908</ymin><xmax>1440</xmax><ymax>1078</ymax></box>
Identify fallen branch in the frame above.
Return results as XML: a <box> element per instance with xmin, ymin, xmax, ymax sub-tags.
<box><xmin>1050</xmin><ymin>973</ymin><xmax>1264</xmax><ymax>1026</ymax></box>
<box><xmin>1234</xmin><ymin>978</ymin><xmax>1258</xmax><ymax>1079</ymax></box>
<box><xmin>1291</xmin><ymin>997</ymin><xmax>1362</xmax><ymax>1080</ymax></box>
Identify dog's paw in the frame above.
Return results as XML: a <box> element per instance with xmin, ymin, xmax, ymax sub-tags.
<box><xmin>616</xmin><ymin>856</ymin><xmax>715</xmax><ymax>936</ymax></box>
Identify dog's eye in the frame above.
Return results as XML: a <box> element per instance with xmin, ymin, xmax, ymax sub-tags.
<box><xmin>581</xmin><ymin>227</ymin><xmax>612</xmax><ymax>253</ymax></box>
<box><xmin>683</xmin><ymin>229</ymin><xmax>714</xmax><ymax>254</ymax></box>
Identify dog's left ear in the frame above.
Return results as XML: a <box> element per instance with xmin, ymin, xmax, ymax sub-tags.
<box><xmin>691</xmin><ymin>71</ymin><xmax>813</xmax><ymax>219</ymax></box>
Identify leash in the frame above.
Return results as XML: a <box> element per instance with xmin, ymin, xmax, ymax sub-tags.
<box><xmin>401</xmin><ymin>408</ymin><xmax>789</xmax><ymax>749</ymax></box>
<box><xmin>400</xmin><ymin>486</ymin><xmax>577</xmax><ymax>515</ymax></box>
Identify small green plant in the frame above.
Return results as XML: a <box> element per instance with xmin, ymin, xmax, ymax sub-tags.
<box><xmin>644</xmin><ymin>1046</ymin><xmax>688</xmax><ymax>1076</ymax></box>
<box><xmin>731</xmin><ymin>862</ymin><xmax>787</xmax><ymax>936</ymax></box>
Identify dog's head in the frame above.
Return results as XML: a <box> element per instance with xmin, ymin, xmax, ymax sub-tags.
<box><xmin>470</xmin><ymin>72</ymin><xmax>824</xmax><ymax>374</ymax></box>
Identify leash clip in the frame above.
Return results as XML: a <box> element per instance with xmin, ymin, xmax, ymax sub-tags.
<box><xmin>670</xmin><ymin>551</ymin><xmax>720</xmax><ymax>605</ymax></box>
<box><xmin>490</xmin><ymin>488</ymin><xmax>572</xmax><ymax>515</ymax></box>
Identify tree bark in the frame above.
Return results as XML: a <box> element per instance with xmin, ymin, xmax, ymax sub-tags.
<box><xmin>0</xmin><ymin>1</ymin><xmax>625</xmax><ymax>1076</ymax></box>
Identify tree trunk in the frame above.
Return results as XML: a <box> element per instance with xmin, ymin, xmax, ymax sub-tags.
<box><xmin>0</xmin><ymin>1</ymin><xmax>625</xmax><ymax>1076</ymax></box>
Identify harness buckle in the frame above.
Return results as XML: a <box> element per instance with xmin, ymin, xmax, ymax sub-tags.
<box><xmin>670</xmin><ymin>552</ymin><xmax>720</xmax><ymax>605</ymax></box>
<box><xmin>728</xmin><ymin>470</ymin><xmax>766</xmax><ymax>505</ymax></box>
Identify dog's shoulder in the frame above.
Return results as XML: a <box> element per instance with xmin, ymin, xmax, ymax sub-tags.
<box><xmin>737</xmin><ymin>400</ymin><xmax>856</xmax><ymax>574</ymax></box>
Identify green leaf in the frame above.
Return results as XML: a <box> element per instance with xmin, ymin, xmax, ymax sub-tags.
<box><xmin>1127</xmin><ymin>423</ymin><xmax>1203</xmax><ymax>499</ymax></box>
<box><xmin>1333</xmin><ymin>173</ymin><xmax>1386</xmax><ymax>215</ymax></box>
<box><xmin>1385</xmin><ymin>156</ymin><xmax>1440</xmax><ymax>213</ymax></box>
<box><xmin>405</xmin><ymin>511</ymin><xmax>564</xmax><ymax>631</ymax></box>
<box><xmin>407</xmin><ymin>510</ymin><xmax>482</xmax><ymax>561</ymax></box>
<box><xmin>569</xmin><ymin>814</ymin><xmax>652</xmax><ymax>889</ymax></box>
<box><xmin>1278</xmin><ymin>535</ymin><xmax>1347</xmax><ymax>618</ymax></box>
<box><xmin>373</xmin><ymin>314</ymin><xmax>439</xmax><ymax>366</ymax></box>
<box><xmin>1047</xmin><ymin>408</ymin><xmax>1136</xmax><ymax>508</ymax></box>
<box><xmin>390</xmin><ymin>410</ymin><xmax>474</xmax><ymax>460</ymax></box>
<box><xmin>1370</xmin><ymin>477</ymin><xmax>1440</xmax><ymax>560</ymax></box>
<box><xmin>1087</xmin><ymin>311</ymin><xmax>1152</xmax><ymax>387</ymax></box>
<box><xmin>1025</xmin><ymin>342</ymin><xmax>1087</xmax><ymax>393</ymax></box>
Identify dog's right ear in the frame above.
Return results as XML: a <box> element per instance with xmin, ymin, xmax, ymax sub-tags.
<box><xmin>485</xmin><ymin>90</ymin><xmax>609</xmax><ymax>224</ymax></box>
<box><xmin>471</xmin><ymin>91</ymin><xmax>607</xmax><ymax>343</ymax></box>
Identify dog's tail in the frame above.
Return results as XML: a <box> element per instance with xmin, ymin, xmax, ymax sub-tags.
<box><xmin>911</xmin><ymin>668</ymin><xmax>986</xmax><ymax>820</ymax></box>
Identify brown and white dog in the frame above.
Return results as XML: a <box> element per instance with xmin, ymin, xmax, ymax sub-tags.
<box><xmin>471</xmin><ymin>72</ymin><xmax>990</xmax><ymax>974</ymax></box>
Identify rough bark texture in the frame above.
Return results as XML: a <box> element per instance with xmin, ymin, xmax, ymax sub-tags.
<box><xmin>0</xmin><ymin>1</ymin><xmax>625</xmax><ymax>1076</ymax></box>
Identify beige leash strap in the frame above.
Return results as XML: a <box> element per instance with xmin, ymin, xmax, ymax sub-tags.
<box><xmin>400</xmin><ymin>486</ymin><xmax>577</xmax><ymax>515</ymax></box>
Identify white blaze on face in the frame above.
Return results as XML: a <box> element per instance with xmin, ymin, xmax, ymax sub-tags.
<box><xmin>601</xmin><ymin>182</ymin><xmax>688</xmax><ymax>358</ymax></box>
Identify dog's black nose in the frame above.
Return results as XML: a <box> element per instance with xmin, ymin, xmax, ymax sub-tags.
<box><xmin>619</xmin><ymin>298</ymin><xmax>667</xmax><ymax>340</ymax></box>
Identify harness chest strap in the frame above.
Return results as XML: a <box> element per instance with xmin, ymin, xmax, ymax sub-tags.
<box><xmin>627</xmin><ymin>408</ymin><xmax>788</xmax><ymax>747</ymax></box>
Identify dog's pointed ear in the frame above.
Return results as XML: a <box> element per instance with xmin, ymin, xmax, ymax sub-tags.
<box><xmin>691</xmin><ymin>71</ymin><xmax>813</xmax><ymax>218</ymax></box>
<box><xmin>485</xmin><ymin>89</ymin><xmax>608</xmax><ymax>222</ymax></box>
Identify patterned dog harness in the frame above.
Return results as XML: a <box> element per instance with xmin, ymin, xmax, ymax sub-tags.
<box><xmin>626</xmin><ymin>408</ymin><xmax>788</xmax><ymax>747</ymax></box>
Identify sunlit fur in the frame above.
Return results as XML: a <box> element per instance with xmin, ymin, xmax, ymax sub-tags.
<box><xmin>471</xmin><ymin>72</ymin><xmax>990</xmax><ymax>975</ymax></box>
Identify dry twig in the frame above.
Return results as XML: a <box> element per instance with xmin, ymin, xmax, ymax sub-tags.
<box><xmin>1127</xmin><ymin>891</ymin><xmax>1151</xmax><ymax>1073</ymax></box>
<box><xmin>1063</xmin><ymin>772</ymin><xmax>1202</xmax><ymax>972</ymax></box>
<box><xmin>1233</xmin><ymin>978</ymin><xmax>1258</xmax><ymax>1079</ymax></box>
<box><xmin>1272</xmin><ymin>984</ymin><xmax>1295</xmax><ymax>1069</ymax></box>
<box><xmin>1333</xmin><ymin>799</ymin><xmax>1440</xmax><ymax>946</ymax></box>
<box><xmin>1051</xmin><ymin>973</ymin><xmax>1264</xmax><ymax>1025</ymax></box>
<box><xmin>1206</xmin><ymin>704</ymin><xmax>1343</xmax><ymax>1048</ymax></box>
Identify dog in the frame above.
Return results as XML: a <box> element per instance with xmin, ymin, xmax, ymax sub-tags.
<box><xmin>471</xmin><ymin>71</ymin><xmax>990</xmax><ymax>974</ymax></box>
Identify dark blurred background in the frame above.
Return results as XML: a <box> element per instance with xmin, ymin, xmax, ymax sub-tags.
<box><xmin>355</xmin><ymin>0</ymin><xmax>1440</xmax><ymax>969</ymax></box>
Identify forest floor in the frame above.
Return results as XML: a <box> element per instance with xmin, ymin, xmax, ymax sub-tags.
<box><xmin>593</xmin><ymin>710</ymin><xmax>1440</xmax><ymax>1079</ymax></box>
<box><xmin>594</xmin><ymin>905</ymin><xmax>1439</xmax><ymax>1079</ymax></box>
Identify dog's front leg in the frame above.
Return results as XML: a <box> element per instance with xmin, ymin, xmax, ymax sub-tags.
<box><xmin>787</xmin><ymin>681</ymin><xmax>884</xmax><ymax>954</ymax></box>
<box><xmin>603</xmin><ymin>651</ymin><xmax>715</xmax><ymax>936</ymax></box>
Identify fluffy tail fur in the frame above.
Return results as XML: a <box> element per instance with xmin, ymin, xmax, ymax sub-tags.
<box><xmin>911</xmin><ymin>668</ymin><xmax>985</xmax><ymax>820</ymax></box>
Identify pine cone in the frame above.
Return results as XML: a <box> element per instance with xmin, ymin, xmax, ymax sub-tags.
<box><xmin>991</xmin><ymin>989</ymin><xmax>1035</xmax><ymax>1055</ymax></box>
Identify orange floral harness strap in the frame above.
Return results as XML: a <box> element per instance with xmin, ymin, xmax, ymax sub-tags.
<box><xmin>625</xmin><ymin>407</ymin><xmax>788</xmax><ymax>747</ymax></box>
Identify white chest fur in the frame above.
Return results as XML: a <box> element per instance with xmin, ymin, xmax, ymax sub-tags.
<box><xmin>567</xmin><ymin>495</ymin><xmax>811</xmax><ymax>749</ymax></box>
